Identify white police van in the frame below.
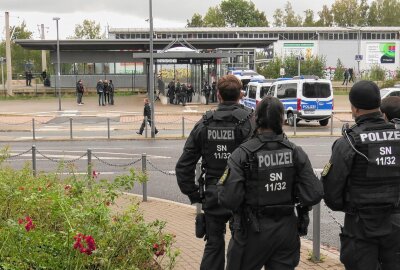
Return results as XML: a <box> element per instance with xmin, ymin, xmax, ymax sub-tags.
<box><xmin>228</xmin><ymin>69</ymin><xmax>265</xmax><ymax>90</ymax></box>
<box><xmin>268</xmin><ymin>76</ymin><xmax>333</xmax><ymax>126</ymax></box>
<box><xmin>242</xmin><ymin>79</ymin><xmax>275</xmax><ymax>110</ymax></box>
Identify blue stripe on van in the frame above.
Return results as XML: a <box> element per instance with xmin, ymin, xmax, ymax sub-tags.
<box><xmin>281</xmin><ymin>99</ymin><xmax>333</xmax><ymax>110</ymax></box>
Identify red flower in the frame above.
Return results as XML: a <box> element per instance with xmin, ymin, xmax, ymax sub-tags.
<box><xmin>23</xmin><ymin>216</ymin><xmax>35</xmax><ymax>232</ymax></box>
<box><xmin>73</xmin><ymin>233</ymin><xmax>96</xmax><ymax>256</ymax></box>
<box><xmin>92</xmin><ymin>170</ymin><xmax>99</xmax><ymax>179</ymax></box>
<box><xmin>18</xmin><ymin>218</ymin><xmax>24</xmax><ymax>224</ymax></box>
<box><xmin>153</xmin><ymin>243</ymin><xmax>159</xmax><ymax>251</ymax></box>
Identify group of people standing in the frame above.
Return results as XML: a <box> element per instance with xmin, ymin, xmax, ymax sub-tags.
<box><xmin>96</xmin><ymin>79</ymin><xmax>115</xmax><ymax>106</ymax></box>
<box><xmin>342</xmin><ymin>67</ymin><xmax>355</xmax><ymax>85</ymax></box>
<box><xmin>202</xmin><ymin>80</ymin><xmax>217</xmax><ymax>105</ymax></box>
<box><xmin>167</xmin><ymin>79</ymin><xmax>195</xmax><ymax>106</ymax></box>
<box><xmin>176</xmin><ymin>74</ymin><xmax>400</xmax><ymax>270</ymax></box>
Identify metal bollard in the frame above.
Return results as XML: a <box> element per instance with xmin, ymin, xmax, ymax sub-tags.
<box><xmin>312</xmin><ymin>203</ymin><xmax>321</xmax><ymax>262</ymax></box>
<box><xmin>32</xmin><ymin>118</ymin><xmax>36</xmax><ymax>140</ymax></box>
<box><xmin>142</xmin><ymin>153</ymin><xmax>148</xmax><ymax>202</ymax></box>
<box><xmin>107</xmin><ymin>118</ymin><xmax>110</xmax><ymax>139</ymax></box>
<box><xmin>69</xmin><ymin>118</ymin><xmax>73</xmax><ymax>140</ymax></box>
<box><xmin>144</xmin><ymin>116</ymin><xmax>148</xmax><ymax>138</ymax></box>
<box><xmin>293</xmin><ymin>114</ymin><xmax>297</xmax><ymax>136</ymax></box>
<box><xmin>182</xmin><ymin>116</ymin><xmax>185</xmax><ymax>138</ymax></box>
<box><xmin>32</xmin><ymin>145</ymin><xmax>37</xmax><ymax>177</ymax></box>
<box><xmin>330</xmin><ymin>113</ymin><xmax>334</xmax><ymax>136</ymax></box>
<box><xmin>195</xmin><ymin>162</ymin><xmax>202</xmax><ymax>214</ymax></box>
<box><xmin>87</xmin><ymin>149</ymin><xmax>92</xmax><ymax>180</ymax></box>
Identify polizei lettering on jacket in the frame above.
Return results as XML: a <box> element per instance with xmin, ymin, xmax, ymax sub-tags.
<box><xmin>359</xmin><ymin>130</ymin><xmax>400</xmax><ymax>144</ymax></box>
<box><xmin>207</xmin><ymin>128</ymin><xmax>235</xmax><ymax>141</ymax></box>
<box><xmin>257</xmin><ymin>150</ymin><xmax>293</xmax><ymax>168</ymax></box>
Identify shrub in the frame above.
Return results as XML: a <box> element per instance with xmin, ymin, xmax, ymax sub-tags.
<box><xmin>0</xmin><ymin>158</ymin><xmax>178</xmax><ymax>269</ymax></box>
<box><xmin>369</xmin><ymin>64</ymin><xmax>386</xmax><ymax>81</ymax></box>
<box><xmin>333</xmin><ymin>59</ymin><xmax>345</xmax><ymax>81</ymax></box>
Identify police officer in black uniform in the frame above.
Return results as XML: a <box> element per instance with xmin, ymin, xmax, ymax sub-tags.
<box><xmin>381</xmin><ymin>96</ymin><xmax>400</xmax><ymax>126</ymax></box>
<box><xmin>322</xmin><ymin>80</ymin><xmax>400</xmax><ymax>270</ymax></box>
<box><xmin>176</xmin><ymin>75</ymin><xmax>254</xmax><ymax>270</ymax></box>
<box><xmin>218</xmin><ymin>96</ymin><xmax>323</xmax><ymax>270</ymax></box>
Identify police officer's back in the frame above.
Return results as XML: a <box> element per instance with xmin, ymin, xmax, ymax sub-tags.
<box><xmin>175</xmin><ymin>75</ymin><xmax>254</xmax><ymax>270</ymax></box>
<box><xmin>218</xmin><ymin>96</ymin><xmax>323</xmax><ymax>270</ymax></box>
<box><xmin>322</xmin><ymin>81</ymin><xmax>400</xmax><ymax>270</ymax></box>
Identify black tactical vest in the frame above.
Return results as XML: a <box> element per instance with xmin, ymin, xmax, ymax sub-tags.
<box><xmin>347</xmin><ymin>123</ymin><xmax>400</xmax><ymax>208</ymax></box>
<box><xmin>242</xmin><ymin>136</ymin><xmax>296</xmax><ymax>208</ymax></box>
<box><xmin>201</xmin><ymin>108</ymin><xmax>252</xmax><ymax>180</ymax></box>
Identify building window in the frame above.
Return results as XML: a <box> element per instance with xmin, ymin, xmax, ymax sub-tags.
<box><xmin>391</xmin><ymin>33</ymin><xmax>396</xmax><ymax>39</ymax></box>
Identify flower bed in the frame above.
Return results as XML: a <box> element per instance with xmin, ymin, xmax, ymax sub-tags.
<box><xmin>0</xmin><ymin>157</ymin><xmax>178</xmax><ymax>269</ymax></box>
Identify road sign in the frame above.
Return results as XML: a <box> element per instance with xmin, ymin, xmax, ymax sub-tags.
<box><xmin>280</xmin><ymin>68</ymin><xmax>285</xmax><ymax>76</ymax></box>
<box><xmin>355</xmin><ymin>54</ymin><xmax>363</xmax><ymax>61</ymax></box>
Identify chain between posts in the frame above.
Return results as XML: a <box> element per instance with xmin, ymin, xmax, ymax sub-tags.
<box><xmin>146</xmin><ymin>159</ymin><xmax>176</xmax><ymax>175</ymax></box>
<box><xmin>92</xmin><ymin>153</ymin><xmax>142</xmax><ymax>167</ymax></box>
<box><xmin>36</xmin><ymin>149</ymin><xmax>87</xmax><ymax>163</ymax></box>
<box><xmin>7</xmin><ymin>148</ymin><xmax>32</xmax><ymax>158</ymax></box>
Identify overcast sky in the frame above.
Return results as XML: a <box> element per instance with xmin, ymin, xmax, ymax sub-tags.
<box><xmin>1</xmin><ymin>0</ymin><xmax>369</xmax><ymax>39</ymax></box>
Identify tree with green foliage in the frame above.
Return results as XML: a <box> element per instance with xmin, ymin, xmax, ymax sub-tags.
<box><xmin>187</xmin><ymin>13</ymin><xmax>204</xmax><ymax>27</ymax></box>
<box><xmin>283</xmin><ymin>2</ymin><xmax>302</xmax><ymax>27</ymax></box>
<box><xmin>219</xmin><ymin>0</ymin><xmax>268</xmax><ymax>27</ymax></box>
<box><xmin>303</xmin><ymin>9</ymin><xmax>316</xmax><ymax>27</ymax></box>
<box><xmin>316</xmin><ymin>5</ymin><xmax>334</xmax><ymax>26</ymax></box>
<box><xmin>273</xmin><ymin>9</ymin><xmax>284</xmax><ymax>27</ymax></box>
<box><xmin>334</xmin><ymin>59</ymin><xmax>345</xmax><ymax>81</ymax></box>
<box><xmin>186</xmin><ymin>0</ymin><xmax>268</xmax><ymax>27</ymax></box>
<box><xmin>203</xmin><ymin>6</ymin><xmax>227</xmax><ymax>27</ymax></box>
<box><xmin>367</xmin><ymin>0</ymin><xmax>400</xmax><ymax>26</ymax></box>
<box><xmin>258</xmin><ymin>55</ymin><xmax>326</xmax><ymax>79</ymax></box>
<box><xmin>72</xmin><ymin>20</ymin><xmax>102</xmax><ymax>39</ymax></box>
<box><xmin>0</xmin><ymin>21</ymin><xmax>43</xmax><ymax>78</ymax></box>
<box><xmin>331</xmin><ymin>0</ymin><xmax>360</xmax><ymax>26</ymax></box>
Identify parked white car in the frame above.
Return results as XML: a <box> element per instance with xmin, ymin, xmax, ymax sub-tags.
<box><xmin>380</xmin><ymin>88</ymin><xmax>400</xmax><ymax>99</ymax></box>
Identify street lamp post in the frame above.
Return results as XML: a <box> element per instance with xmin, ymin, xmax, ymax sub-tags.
<box><xmin>0</xmin><ymin>57</ymin><xmax>5</xmax><ymax>94</ymax></box>
<box><xmin>297</xmin><ymin>55</ymin><xmax>304</xmax><ymax>76</ymax></box>
<box><xmin>53</xmin><ymin>17</ymin><xmax>61</xmax><ymax>111</ymax></box>
<box><xmin>357</xmin><ymin>28</ymin><xmax>361</xmax><ymax>79</ymax></box>
<box><xmin>149</xmin><ymin>0</ymin><xmax>155</xmax><ymax>138</ymax></box>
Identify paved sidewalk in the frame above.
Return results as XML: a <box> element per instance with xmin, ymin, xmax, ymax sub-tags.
<box><xmin>115</xmin><ymin>195</ymin><xmax>344</xmax><ymax>270</ymax></box>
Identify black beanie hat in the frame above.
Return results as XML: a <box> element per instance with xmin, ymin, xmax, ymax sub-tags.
<box><xmin>349</xmin><ymin>80</ymin><xmax>381</xmax><ymax>110</ymax></box>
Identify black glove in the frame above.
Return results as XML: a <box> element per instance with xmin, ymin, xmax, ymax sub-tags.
<box><xmin>188</xmin><ymin>190</ymin><xmax>201</xmax><ymax>204</ymax></box>
<box><xmin>297</xmin><ymin>206</ymin><xmax>311</xmax><ymax>237</ymax></box>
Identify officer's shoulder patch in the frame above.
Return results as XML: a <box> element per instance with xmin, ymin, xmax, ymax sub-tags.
<box><xmin>321</xmin><ymin>162</ymin><xmax>332</xmax><ymax>177</ymax></box>
<box><xmin>218</xmin><ymin>168</ymin><xmax>230</xmax><ymax>185</ymax></box>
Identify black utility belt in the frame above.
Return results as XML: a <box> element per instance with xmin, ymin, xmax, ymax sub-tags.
<box><xmin>251</xmin><ymin>205</ymin><xmax>294</xmax><ymax>217</ymax></box>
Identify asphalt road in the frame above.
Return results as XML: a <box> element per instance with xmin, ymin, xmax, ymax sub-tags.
<box><xmin>2</xmin><ymin>138</ymin><xmax>344</xmax><ymax>249</ymax></box>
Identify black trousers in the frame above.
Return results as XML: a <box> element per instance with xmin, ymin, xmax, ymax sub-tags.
<box><xmin>340</xmin><ymin>214</ymin><xmax>400</xmax><ymax>270</ymax></box>
<box><xmin>139</xmin><ymin>118</ymin><xmax>158</xmax><ymax>134</ymax></box>
<box><xmin>226</xmin><ymin>214</ymin><xmax>300</xmax><ymax>270</ymax></box>
<box><xmin>200</xmin><ymin>213</ymin><xmax>230</xmax><ymax>270</ymax></box>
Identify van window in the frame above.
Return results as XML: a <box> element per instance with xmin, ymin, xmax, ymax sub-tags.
<box><xmin>260</xmin><ymin>86</ymin><xmax>271</xmax><ymax>99</ymax></box>
<box><xmin>277</xmin><ymin>83</ymin><xmax>297</xmax><ymax>99</ymax></box>
<box><xmin>248</xmin><ymin>85</ymin><xmax>257</xmax><ymax>99</ymax></box>
<box><xmin>302</xmin><ymin>83</ymin><xmax>331</xmax><ymax>98</ymax></box>
<box><xmin>268</xmin><ymin>85</ymin><xmax>276</xmax><ymax>96</ymax></box>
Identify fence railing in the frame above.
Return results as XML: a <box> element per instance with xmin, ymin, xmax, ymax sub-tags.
<box><xmin>3</xmin><ymin>146</ymin><xmax>343</xmax><ymax>261</ymax></box>
<box><xmin>0</xmin><ymin>112</ymin><xmax>354</xmax><ymax>140</ymax></box>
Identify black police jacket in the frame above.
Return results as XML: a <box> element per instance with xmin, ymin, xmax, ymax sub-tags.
<box><xmin>218</xmin><ymin>131</ymin><xmax>323</xmax><ymax>212</ymax></box>
<box><xmin>322</xmin><ymin>112</ymin><xmax>400</xmax><ymax>212</ymax></box>
<box><xmin>175</xmin><ymin>103</ymin><xmax>254</xmax><ymax>207</ymax></box>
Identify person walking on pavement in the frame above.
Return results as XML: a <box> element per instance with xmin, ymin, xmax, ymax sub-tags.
<box><xmin>203</xmin><ymin>81</ymin><xmax>211</xmax><ymax>105</ymax></box>
<box><xmin>218</xmin><ymin>96</ymin><xmax>323</xmax><ymax>270</ymax></box>
<box><xmin>348</xmin><ymin>67</ymin><xmax>354</xmax><ymax>83</ymax></box>
<box><xmin>76</xmin><ymin>79</ymin><xmax>84</xmax><ymax>105</ymax></box>
<box><xmin>342</xmin><ymin>68</ymin><xmax>350</xmax><ymax>85</ymax></box>
<box><xmin>211</xmin><ymin>81</ymin><xmax>217</xmax><ymax>103</ymax></box>
<box><xmin>109</xmin><ymin>79</ymin><xmax>115</xmax><ymax>105</ymax></box>
<box><xmin>322</xmin><ymin>80</ymin><xmax>400</xmax><ymax>270</ymax></box>
<box><xmin>187</xmin><ymin>83</ymin><xmax>194</xmax><ymax>103</ymax></box>
<box><xmin>167</xmin><ymin>80</ymin><xmax>175</xmax><ymax>104</ymax></box>
<box><xmin>175</xmin><ymin>75</ymin><xmax>254</xmax><ymax>270</ymax></box>
<box><xmin>96</xmin><ymin>80</ymin><xmax>105</xmax><ymax>106</ymax></box>
<box><xmin>137</xmin><ymin>98</ymin><xmax>158</xmax><ymax>135</ymax></box>
<box><xmin>103</xmin><ymin>80</ymin><xmax>110</xmax><ymax>105</ymax></box>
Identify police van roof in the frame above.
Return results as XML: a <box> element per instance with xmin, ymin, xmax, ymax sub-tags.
<box><xmin>249</xmin><ymin>78</ymin><xmax>275</xmax><ymax>83</ymax></box>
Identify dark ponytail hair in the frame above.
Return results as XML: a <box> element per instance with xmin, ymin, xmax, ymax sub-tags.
<box><xmin>255</xmin><ymin>96</ymin><xmax>284</xmax><ymax>134</ymax></box>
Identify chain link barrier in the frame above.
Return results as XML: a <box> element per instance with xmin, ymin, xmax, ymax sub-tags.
<box><xmin>146</xmin><ymin>159</ymin><xmax>176</xmax><ymax>176</ymax></box>
<box><xmin>7</xmin><ymin>148</ymin><xmax>32</xmax><ymax>159</ymax></box>
<box><xmin>332</xmin><ymin>115</ymin><xmax>354</xmax><ymax>124</ymax></box>
<box><xmin>36</xmin><ymin>149</ymin><xmax>87</xmax><ymax>164</ymax></box>
<box><xmin>323</xmin><ymin>201</ymin><xmax>344</xmax><ymax>228</ymax></box>
<box><xmin>92</xmin><ymin>153</ymin><xmax>142</xmax><ymax>168</ymax></box>
<box><xmin>183</xmin><ymin>117</ymin><xmax>201</xmax><ymax>123</ymax></box>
